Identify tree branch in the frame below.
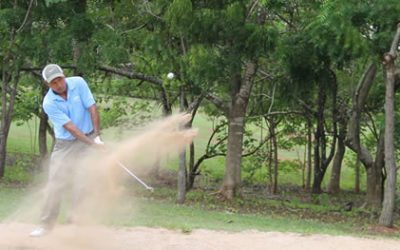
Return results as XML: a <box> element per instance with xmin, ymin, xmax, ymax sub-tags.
<box><xmin>345</xmin><ymin>63</ymin><xmax>377</xmax><ymax>168</ymax></box>
<box><xmin>97</xmin><ymin>65</ymin><xmax>163</xmax><ymax>86</ymax></box>
<box><xmin>388</xmin><ymin>23</ymin><xmax>400</xmax><ymax>57</ymax></box>
<box><xmin>242</xmin><ymin>134</ymin><xmax>272</xmax><ymax>157</ymax></box>
<box><xmin>205</xmin><ymin>93</ymin><xmax>230</xmax><ymax>116</ymax></box>
<box><xmin>16</xmin><ymin>0</ymin><xmax>35</xmax><ymax>33</ymax></box>
<box><xmin>246</xmin><ymin>0</ymin><xmax>260</xmax><ymax>19</ymax></box>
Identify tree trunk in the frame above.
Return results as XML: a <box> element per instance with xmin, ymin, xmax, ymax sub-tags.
<box><xmin>177</xmin><ymin>150</ymin><xmax>187</xmax><ymax>204</ymax></box>
<box><xmin>177</xmin><ymin>87</ymin><xmax>187</xmax><ymax>203</ymax></box>
<box><xmin>38</xmin><ymin>111</ymin><xmax>48</xmax><ymax>161</ymax></box>
<box><xmin>221</xmin><ymin>61</ymin><xmax>257</xmax><ymax>199</ymax></box>
<box><xmin>186</xmin><ymin>142</ymin><xmax>195</xmax><ymax>190</ymax></box>
<box><xmin>0</xmin><ymin>86</ymin><xmax>18</xmax><ymax>177</ymax></box>
<box><xmin>379</xmin><ymin>57</ymin><xmax>396</xmax><ymax>225</ymax></box>
<box><xmin>365</xmin><ymin>161</ymin><xmax>383</xmax><ymax>207</ymax></box>
<box><xmin>355</xmin><ymin>154</ymin><xmax>361</xmax><ymax>193</ymax></box>
<box><xmin>267</xmin><ymin>134</ymin><xmax>273</xmax><ymax>193</ymax></box>
<box><xmin>38</xmin><ymin>83</ymin><xmax>49</xmax><ymax>165</ymax></box>
<box><xmin>302</xmin><ymin>141</ymin><xmax>306</xmax><ymax>188</ymax></box>
<box><xmin>0</xmin><ymin>68</ymin><xmax>19</xmax><ymax>177</ymax></box>
<box><xmin>0</xmin><ymin>139</ymin><xmax>6</xmax><ymax>177</ymax></box>
<box><xmin>269</xmin><ymin>118</ymin><xmax>278</xmax><ymax>194</ymax></box>
<box><xmin>312</xmin><ymin>83</ymin><xmax>327</xmax><ymax>193</ymax></box>
<box><xmin>305</xmin><ymin>117</ymin><xmax>312</xmax><ymax>191</ymax></box>
<box><xmin>379</xmin><ymin>24</ymin><xmax>400</xmax><ymax>227</ymax></box>
<box><xmin>345</xmin><ymin>63</ymin><xmax>384</xmax><ymax>207</ymax></box>
<box><xmin>222</xmin><ymin>105</ymin><xmax>246</xmax><ymax>199</ymax></box>
<box><xmin>312</xmin><ymin>75</ymin><xmax>338</xmax><ymax>194</ymax></box>
<box><xmin>328</xmin><ymin>122</ymin><xmax>346</xmax><ymax>193</ymax></box>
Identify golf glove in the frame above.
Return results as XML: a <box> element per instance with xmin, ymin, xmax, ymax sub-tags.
<box><xmin>94</xmin><ymin>136</ymin><xmax>104</xmax><ymax>145</ymax></box>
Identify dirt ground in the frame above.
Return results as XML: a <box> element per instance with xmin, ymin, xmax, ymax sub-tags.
<box><xmin>0</xmin><ymin>223</ymin><xmax>399</xmax><ymax>250</ymax></box>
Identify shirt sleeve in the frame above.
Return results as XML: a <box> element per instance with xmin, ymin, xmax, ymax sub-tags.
<box><xmin>43</xmin><ymin>102</ymin><xmax>71</xmax><ymax>127</ymax></box>
<box><xmin>78</xmin><ymin>77</ymin><xmax>96</xmax><ymax>108</ymax></box>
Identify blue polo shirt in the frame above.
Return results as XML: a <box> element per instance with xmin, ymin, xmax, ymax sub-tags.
<box><xmin>43</xmin><ymin>76</ymin><xmax>95</xmax><ymax>140</ymax></box>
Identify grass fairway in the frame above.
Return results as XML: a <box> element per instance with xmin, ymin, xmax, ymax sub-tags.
<box><xmin>0</xmin><ymin>187</ymin><xmax>28</xmax><ymax>219</ymax></box>
<box><xmin>116</xmin><ymin>198</ymin><xmax>357</xmax><ymax>236</ymax></box>
<box><xmin>7</xmin><ymin>120</ymin><xmax>40</xmax><ymax>155</ymax></box>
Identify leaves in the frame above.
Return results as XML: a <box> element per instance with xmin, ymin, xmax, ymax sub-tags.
<box><xmin>45</xmin><ymin>0</ymin><xmax>68</xmax><ymax>5</ymax></box>
<box><xmin>166</xmin><ymin>0</ymin><xmax>193</xmax><ymax>35</ymax></box>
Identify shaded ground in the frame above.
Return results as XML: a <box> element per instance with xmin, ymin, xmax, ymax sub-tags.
<box><xmin>0</xmin><ymin>223</ymin><xmax>399</xmax><ymax>250</ymax></box>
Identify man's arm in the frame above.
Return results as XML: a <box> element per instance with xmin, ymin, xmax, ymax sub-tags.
<box><xmin>63</xmin><ymin>122</ymin><xmax>95</xmax><ymax>145</ymax></box>
<box><xmin>88</xmin><ymin>104</ymin><xmax>101</xmax><ymax>136</ymax></box>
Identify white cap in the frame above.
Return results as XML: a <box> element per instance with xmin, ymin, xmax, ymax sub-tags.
<box><xmin>42</xmin><ymin>64</ymin><xmax>65</xmax><ymax>83</ymax></box>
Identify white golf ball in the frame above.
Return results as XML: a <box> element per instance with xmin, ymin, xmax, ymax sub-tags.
<box><xmin>167</xmin><ymin>72</ymin><xmax>174</xmax><ymax>79</ymax></box>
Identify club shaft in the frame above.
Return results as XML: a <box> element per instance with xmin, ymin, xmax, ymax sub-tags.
<box><xmin>117</xmin><ymin>161</ymin><xmax>153</xmax><ymax>190</ymax></box>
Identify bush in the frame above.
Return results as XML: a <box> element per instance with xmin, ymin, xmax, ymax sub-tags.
<box><xmin>3</xmin><ymin>159</ymin><xmax>32</xmax><ymax>184</ymax></box>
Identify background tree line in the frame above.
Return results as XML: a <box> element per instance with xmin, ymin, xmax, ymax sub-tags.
<box><xmin>0</xmin><ymin>0</ymin><xmax>399</xmax><ymax>227</ymax></box>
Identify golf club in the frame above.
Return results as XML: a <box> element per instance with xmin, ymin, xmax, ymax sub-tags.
<box><xmin>93</xmin><ymin>136</ymin><xmax>154</xmax><ymax>192</ymax></box>
<box><xmin>117</xmin><ymin>161</ymin><xmax>154</xmax><ymax>192</ymax></box>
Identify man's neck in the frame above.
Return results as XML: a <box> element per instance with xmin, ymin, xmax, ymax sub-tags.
<box><xmin>53</xmin><ymin>85</ymin><xmax>68</xmax><ymax>100</ymax></box>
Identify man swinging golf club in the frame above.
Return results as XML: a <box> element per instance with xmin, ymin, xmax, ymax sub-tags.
<box><xmin>30</xmin><ymin>64</ymin><xmax>104</xmax><ymax>237</ymax></box>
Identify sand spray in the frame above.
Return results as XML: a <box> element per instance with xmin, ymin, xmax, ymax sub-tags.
<box><xmin>0</xmin><ymin>113</ymin><xmax>197</xmax><ymax>250</ymax></box>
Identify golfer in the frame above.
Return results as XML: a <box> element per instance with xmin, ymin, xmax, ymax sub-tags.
<box><xmin>30</xmin><ymin>64</ymin><xmax>103</xmax><ymax>237</ymax></box>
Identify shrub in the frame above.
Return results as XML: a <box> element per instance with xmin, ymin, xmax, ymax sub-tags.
<box><xmin>3</xmin><ymin>159</ymin><xmax>32</xmax><ymax>184</ymax></box>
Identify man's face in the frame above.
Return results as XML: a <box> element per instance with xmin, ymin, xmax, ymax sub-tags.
<box><xmin>48</xmin><ymin>77</ymin><xmax>66</xmax><ymax>94</ymax></box>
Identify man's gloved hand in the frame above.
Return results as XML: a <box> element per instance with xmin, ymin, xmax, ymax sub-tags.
<box><xmin>93</xmin><ymin>136</ymin><xmax>106</xmax><ymax>152</ymax></box>
<box><xmin>94</xmin><ymin>136</ymin><xmax>104</xmax><ymax>145</ymax></box>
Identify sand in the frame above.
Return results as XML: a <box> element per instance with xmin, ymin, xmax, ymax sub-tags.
<box><xmin>0</xmin><ymin>223</ymin><xmax>399</xmax><ymax>250</ymax></box>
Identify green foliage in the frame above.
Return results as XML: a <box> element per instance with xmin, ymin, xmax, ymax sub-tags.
<box><xmin>166</xmin><ymin>0</ymin><xmax>193</xmax><ymax>35</ymax></box>
<box><xmin>0</xmin><ymin>4</ymin><xmax>26</xmax><ymax>31</ymax></box>
<box><xmin>278</xmin><ymin>35</ymin><xmax>318</xmax><ymax>100</ymax></box>
<box><xmin>93</xmin><ymin>29</ymin><xmax>131</xmax><ymax>65</ymax></box>
<box><xmin>70</xmin><ymin>13</ymin><xmax>95</xmax><ymax>42</ymax></box>
<box><xmin>311</xmin><ymin>193</ymin><xmax>331</xmax><ymax>205</ymax></box>
<box><xmin>242</xmin><ymin>156</ymin><xmax>266</xmax><ymax>184</ymax></box>
<box><xmin>245</xmin><ymin>25</ymin><xmax>279</xmax><ymax>58</ymax></box>
<box><xmin>307</xmin><ymin>0</ymin><xmax>400</xmax><ymax>60</ymax></box>
<box><xmin>12</xmin><ymin>76</ymin><xmax>42</xmax><ymax>124</ymax></box>
<box><xmin>100</xmin><ymin>100</ymin><xmax>128</xmax><ymax>129</ymax></box>
<box><xmin>3</xmin><ymin>159</ymin><xmax>32</xmax><ymax>184</ymax></box>
<box><xmin>184</xmin><ymin>45</ymin><xmax>224</xmax><ymax>84</ymax></box>
<box><xmin>306</xmin><ymin>0</ymin><xmax>369</xmax><ymax>66</ymax></box>
<box><xmin>45</xmin><ymin>0</ymin><xmax>68</xmax><ymax>5</ymax></box>
<box><xmin>99</xmin><ymin>97</ymin><xmax>154</xmax><ymax>129</ymax></box>
<box><xmin>279</xmin><ymin>160</ymin><xmax>302</xmax><ymax>174</ymax></box>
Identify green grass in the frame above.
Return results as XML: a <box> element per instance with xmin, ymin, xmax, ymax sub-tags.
<box><xmin>115</xmin><ymin>198</ymin><xmax>356</xmax><ymax>235</ymax></box>
<box><xmin>0</xmin><ymin>186</ymin><xmax>28</xmax><ymax>219</ymax></box>
<box><xmin>7</xmin><ymin>120</ymin><xmax>41</xmax><ymax>154</ymax></box>
<box><xmin>0</xmin><ymin>185</ymin><xmax>400</xmax><ymax>239</ymax></box>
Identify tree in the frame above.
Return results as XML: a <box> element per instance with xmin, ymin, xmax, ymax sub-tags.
<box><xmin>303</xmin><ymin>0</ymin><xmax>400</xmax><ymax>206</ymax></box>
<box><xmin>0</xmin><ymin>1</ymin><xmax>36</xmax><ymax>177</ymax></box>
<box><xmin>328</xmin><ymin>96</ymin><xmax>348</xmax><ymax>193</ymax></box>
<box><xmin>379</xmin><ymin>23</ymin><xmax>400</xmax><ymax>227</ymax></box>
<box><xmin>190</xmin><ymin>1</ymin><xmax>276</xmax><ymax>199</ymax></box>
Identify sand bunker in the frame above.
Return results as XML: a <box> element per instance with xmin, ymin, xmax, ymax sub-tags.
<box><xmin>0</xmin><ymin>223</ymin><xmax>399</xmax><ymax>250</ymax></box>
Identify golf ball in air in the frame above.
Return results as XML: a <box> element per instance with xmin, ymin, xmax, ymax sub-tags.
<box><xmin>167</xmin><ymin>72</ymin><xmax>174</xmax><ymax>79</ymax></box>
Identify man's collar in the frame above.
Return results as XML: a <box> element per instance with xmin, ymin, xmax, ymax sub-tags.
<box><xmin>48</xmin><ymin>79</ymin><xmax>76</xmax><ymax>100</ymax></box>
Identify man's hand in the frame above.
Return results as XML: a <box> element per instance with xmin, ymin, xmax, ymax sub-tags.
<box><xmin>93</xmin><ymin>135</ymin><xmax>106</xmax><ymax>150</ymax></box>
<box><xmin>94</xmin><ymin>136</ymin><xmax>104</xmax><ymax>145</ymax></box>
